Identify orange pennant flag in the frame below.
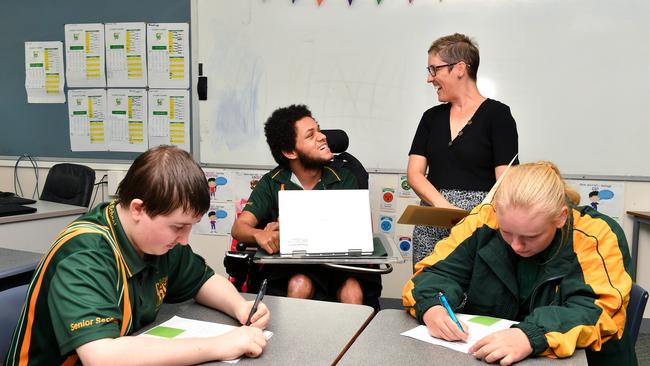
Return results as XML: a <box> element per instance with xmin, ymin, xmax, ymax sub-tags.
<box><xmin>317</xmin><ymin>0</ymin><xmax>323</xmax><ymax>5</ymax></box>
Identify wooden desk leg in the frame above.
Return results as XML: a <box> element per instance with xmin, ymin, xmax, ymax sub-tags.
<box><xmin>632</xmin><ymin>219</ymin><xmax>640</xmax><ymax>282</ymax></box>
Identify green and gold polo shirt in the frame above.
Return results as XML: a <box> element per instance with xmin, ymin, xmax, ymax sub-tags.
<box><xmin>243</xmin><ymin>165</ymin><xmax>358</xmax><ymax>227</ymax></box>
<box><xmin>5</xmin><ymin>201</ymin><xmax>214</xmax><ymax>366</ymax></box>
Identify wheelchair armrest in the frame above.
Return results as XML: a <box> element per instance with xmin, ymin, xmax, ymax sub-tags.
<box><xmin>235</xmin><ymin>242</ymin><xmax>258</xmax><ymax>252</ymax></box>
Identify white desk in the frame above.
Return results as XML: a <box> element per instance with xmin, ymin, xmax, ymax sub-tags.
<box><xmin>0</xmin><ymin>200</ymin><xmax>87</xmax><ymax>253</ymax></box>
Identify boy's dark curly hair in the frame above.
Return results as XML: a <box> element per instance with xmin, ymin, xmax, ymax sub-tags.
<box><xmin>264</xmin><ymin>104</ymin><xmax>312</xmax><ymax>167</ymax></box>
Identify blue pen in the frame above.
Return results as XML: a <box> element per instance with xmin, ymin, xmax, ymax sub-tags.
<box><xmin>438</xmin><ymin>292</ymin><xmax>464</xmax><ymax>333</ymax></box>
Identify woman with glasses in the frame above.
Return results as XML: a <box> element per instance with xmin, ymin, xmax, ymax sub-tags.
<box><xmin>407</xmin><ymin>33</ymin><xmax>519</xmax><ymax>268</ymax></box>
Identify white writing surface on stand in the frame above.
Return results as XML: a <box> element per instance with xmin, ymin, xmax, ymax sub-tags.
<box><xmin>107</xmin><ymin>89</ymin><xmax>148</xmax><ymax>152</ymax></box>
<box><xmin>67</xmin><ymin>89</ymin><xmax>108</xmax><ymax>151</ymax></box>
<box><xmin>147</xmin><ymin>23</ymin><xmax>189</xmax><ymax>89</ymax></box>
<box><xmin>148</xmin><ymin>89</ymin><xmax>190</xmax><ymax>151</ymax></box>
<box><xmin>24</xmin><ymin>41</ymin><xmax>65</xmax><ymax>103</ymax></box>
<box><xmin>65</xmin><ymin>24</ymin><xmax>106</xmax><ymax>87</ymax></box>
<box><xmin>105</xmin><ymin>22</ymin><xmax>148</xmax><ymax>87</ymax></box>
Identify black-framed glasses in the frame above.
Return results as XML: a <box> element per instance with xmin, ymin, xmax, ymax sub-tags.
<box><xmin>426</xmin><ymin>62</ymin><xmax>460</xmax><ymax>77</ymax></box>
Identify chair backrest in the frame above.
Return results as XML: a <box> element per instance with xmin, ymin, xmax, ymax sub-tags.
<box><xmin>0</xmin><ymin>284</ymin><xmax>28</xmax><ymax>360</ymax></box>
<box><xmin>626</xmin><ymin>282</ymin><xmax>649</xmax><ymax>345</ymax></box>
<box><xmin>40</xmin><ymin>163</ymin><xmax>96</xmax><ymax>207</ymax></box>
<box><xmin>322</xmin><ymin>129</ymin><xmax>369</xmax><ymax>189</ymax></box>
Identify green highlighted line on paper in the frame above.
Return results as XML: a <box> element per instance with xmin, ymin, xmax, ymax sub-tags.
<box><xmin>145</xmin><ymin>325</ymin><xmax>185</xmax><ymax>338</ymax></box>
<box><xmin>467</xmin><ymin>315</ymin><xmax>500</xmax><ymax>326</ymax></box>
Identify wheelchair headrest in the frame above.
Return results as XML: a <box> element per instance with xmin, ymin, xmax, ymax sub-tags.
<box><xmin>321</xmin><ymin>129</ymin><xmax>349</xmax><ymax>154</ymax></box>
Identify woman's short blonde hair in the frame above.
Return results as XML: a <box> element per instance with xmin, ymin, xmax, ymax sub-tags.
<box><xmin>494</xmin><ymin>161</ymin><xmax>580</xmax><ymax>221</ymax></box>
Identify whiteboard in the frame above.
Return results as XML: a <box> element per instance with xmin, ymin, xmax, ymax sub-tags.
<box><xmin>194</xmin><ymin>0</ymin><xmax>650</xmax><ymax>176</ymax></box>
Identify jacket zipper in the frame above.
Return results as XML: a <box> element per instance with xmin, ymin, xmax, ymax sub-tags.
<box><xmin>529</xmin><ymin>274</ymin><xmax>565</xmax><ymax>314</ymax></box>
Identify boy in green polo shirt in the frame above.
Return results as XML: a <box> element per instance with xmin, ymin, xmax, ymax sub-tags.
<box><xmin>231</xmin><ymin>104</ymin><xmax>381</xmax><ymax>307</ymax></box>
<box><xmin>5</xmin><ymin>146</ymin><xmax>269</xmax><ymax>366</ymax></box>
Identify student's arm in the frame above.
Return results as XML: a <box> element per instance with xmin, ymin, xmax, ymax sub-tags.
<box><xmin>194</xmin><ymin>275</ymin><xmax>270</xmax><ymax>329</ymax></box>
<box><xmin>231</xmin><ymin>211</ymin><xmax>279</xmax><ymax>254</ymax></box>
<box><xmin>76</xmin><ymin>326</ymin><xmax>267</xmax><ymax>366</ymax></box>
<box><xmin>406</xmin><ymin>154</ymin><xmax>458</xmax><ymax>209</ymax></box>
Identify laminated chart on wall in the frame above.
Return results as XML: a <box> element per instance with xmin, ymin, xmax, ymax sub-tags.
<box><xmin>24</xmin><ymin>41</ymin><xmax>65</xmax><ymax>103</ymax></box>
<box><xmin>148</xmin><ymin>89</ymin><xmax>190</xmax><ymax>151</ymax></box>
<box><xmin>105</xmin><ymin>23</ymin><xmax>148</xmax><ymax>87</ymax></box>
<box><xmin>107</xmin><ymin>89</ymin><xmax>148</xmax><ymax>152</ymax></box>
<box><xmin>67</xmin><ymin>89</ymin><xmax>108</xmax><ymax>151</ymax></box>
<box><xmin>65</xmin><ymin>23</ymin><xmax>106</xmax><ymax>87</ymax></box>
<box><xmin>147</xmin><ymin>23</ymin><xmax>189</xmax><ymax>89</ymax></box>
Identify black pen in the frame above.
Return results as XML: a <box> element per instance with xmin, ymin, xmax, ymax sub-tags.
<box><xmin>245</xmin><ymin>279</ymin><xmax>268</xmax><ymax>326</ymax></box>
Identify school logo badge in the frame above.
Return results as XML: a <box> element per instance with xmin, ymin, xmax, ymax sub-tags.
<box><xmin>155</xmin><ymin>276</ymin><xmax>168</xmax><ymax>307</ymax></box>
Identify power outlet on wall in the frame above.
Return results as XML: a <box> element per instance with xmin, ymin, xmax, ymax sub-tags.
<box><xmin>107</xmin><ymin>171</ymin><xmax>126</xmax><ymax>196</ymax></box>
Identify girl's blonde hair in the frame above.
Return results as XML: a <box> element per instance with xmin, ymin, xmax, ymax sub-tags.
<box><xmin>494</xmin><ymin>161</ymin><xmax>580</xmax><ymax>221</ymax></box>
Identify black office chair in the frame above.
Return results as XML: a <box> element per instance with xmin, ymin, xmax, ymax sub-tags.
<box><xmin>322</xmin><ymin>129</ymin><xmax>369</xmax><ymax>189</ymax></box>
<box><xmin>40</xmin><ymin>163</ymin><xmax>96</xmax><ymax>207</ymax></box>
<box><xmin>626</xmin><ymin>282</ymin><xmax>649</xmax><ymax>346</ymax></box>
<box><xmin>0</xmin><ymin>284</ymin><xmax>28</xmax><ymax>360</ymax></box>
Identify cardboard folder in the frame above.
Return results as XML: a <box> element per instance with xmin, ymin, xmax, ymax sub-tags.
<box><xmin>398</xmin><ymin>154</ymin><xmax>519</xmax><ymax>228</ymax></box>
<box><xmin>397</xmin><ymin>205</ymin><xmax>469</xmax><ymax>228</ymax></box>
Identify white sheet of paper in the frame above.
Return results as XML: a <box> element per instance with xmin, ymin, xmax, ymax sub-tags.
<box><xmin>279</xmin><ymin>189</ymin><xmax>373</xmax><ymax>256</ymax></box>
<box><xmin>140</xmin><ymin>316</ymin><xmax>273</xmax><ymax>364</ymax></box>
<box><xmin>105</xmin><ymin>22</ymin><xmax>148</xmax><ymax>87</ymax></box>
<box><xmin>401</xmin><ymin>313</ymin><xmax>517</xmax><ymax>354</ymax></box>
<box><xmin>107</xmin><ymin>89</ymin><xmax>148</xmax><ymax>152</ymax></box>
<box><xmin>67</xmin><ymin>89</ymin><xmax>108</xmax><ymax>151</ymax></box>
<box><xmin>24</xmin><ymin>41</ymin><xmax>65</xmax><ymax>103</ymax></box>
<box><xmin>64</xmin><ymin>23</ymin><xmax>106</xmax><ymax>87</ymax></box>
<box><xmin>147</xmin><ymin>88</ymin><xmax>190</xmax><ymax>151</ymax></box>
<box><xmin>147</xmin><ymin>23</ymin><xmax>189</xmax><ymax>88</ymax></box>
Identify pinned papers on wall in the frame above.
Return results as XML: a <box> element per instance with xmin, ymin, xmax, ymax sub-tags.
<box><xmin>67</xmin><ymin>89</ymin><xmax>108</xmax><ymax>151</ymax></box>
<box><xmin>148</xmin><ymin>88</ymin><xmax>190</xmax><ymax>151</ymax></box>
<box><xmin>380</xmin><ymin>187</ymin><xmax>396</xmax><ymax>212</ymax></box>
<box><xmin>65</xmin><ymin>23</ymin><xmax>106</xmax><ymax>87</ymax></box>
<box><xmin>194</xmin><ymin>203</ymin><xmax>235</xmax><ymax>236</ymax></box>
<box><xmin>107</xmin><ymin>89</ymin><xmax>148</xmax><ymax>152</ymax></box>
<box><xmin>398</xmin><ymin>236</ymin><xmax>412</xmax><ymax>258</ymax></box>
<box><xmin>378</xmin><ymin>214</ymin><xmax>395</xmax><ymax>235</ymax></box>
<box><xmin>105</xmin><ymin>22</ymin><xmax>148</xmax><ymax>87</ymax></box>
<box><xmin>147</xmin><ymin>23</ymin><xmax>189</xmax><ymax>89</ymax></box>
<box><xmin>565</xmin><ymin>179</ymin><xmax>624</xmax><ymax>222</ymax></box>
<box><xmin>197</xmin><ymin>169</ymin><xmax>267</xmax><ymax>237</ymax></box>
<box><xmin>24</xmin><ymin>41</ymin><xmax>65</xmax><ymax>103</ymax></box>
<box><xmin>398</xmin><ymin>175</ymin><xmax>416</xmax><ymax>198</ymax></box>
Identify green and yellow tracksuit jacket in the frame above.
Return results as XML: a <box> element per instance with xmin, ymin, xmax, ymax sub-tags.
<box><xmin>403</xmin><ymin>204</ymin><xmax>635</xmax><ymax>366</ymax></box>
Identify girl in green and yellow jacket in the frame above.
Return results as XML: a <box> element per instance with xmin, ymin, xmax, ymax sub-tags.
<box><xmin>403</xmin><ymin>161</ymin><xmax>636</xmax><ymax>366</ymax></box>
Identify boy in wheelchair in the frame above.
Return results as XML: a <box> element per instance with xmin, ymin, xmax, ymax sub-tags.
<box><xmin>230</xmin><ymin>104</ymin><xmax>381</xmax><ymax>308</ymax></box>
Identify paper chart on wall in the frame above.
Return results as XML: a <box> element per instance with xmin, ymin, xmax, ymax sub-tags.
<box><xmin>67</xmin><ymin>89</ymin><xmax>108</xmax><ymax>151</ymax></box>
<box><xmin>24</xmin><ymin>41</ymin><xmax>65</xmax><ymax>103</ymax></box>
<box><xmin>107</xmin><ymin>89</ymin><xmax>148</xmax><ymax>152</ymax></box>
<box><xmin>148</xmin><ymin>89</ymin><xmax>190</xmax><ymax>151</ymax></box>
<box><xmin>64</xmin><ymin>23</ymin><xmax>106</xmax><ymax>87</ymax></box>
<box><xmin>147</xmin><ymin>23</ymin><xmax>189</xmax><ymax>88</ymax></box>
<box><xmin>105</xmin><ymin>22</ymin><xmax>147</xmax><ymax>87</ymax></box>
<box><xmin>401</xmin><ymin>313</ymin><xmax>517</xmax><ymax>354</ymax></box>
